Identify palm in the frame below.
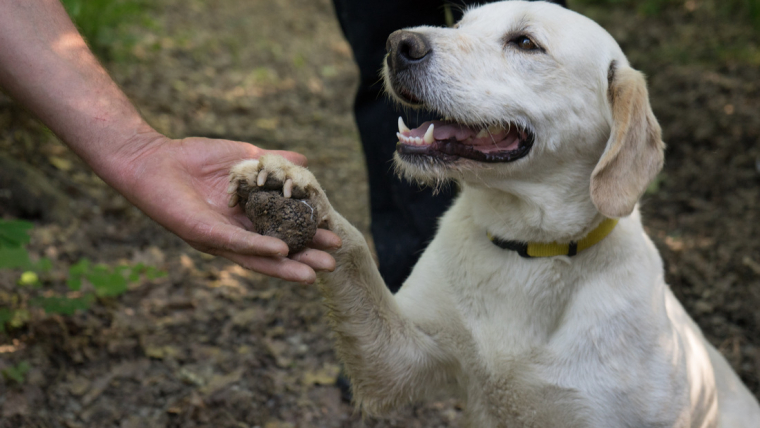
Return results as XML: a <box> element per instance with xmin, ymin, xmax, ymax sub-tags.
<box><xmin>155</xmin><ymin>138</ymin><xmax>267</xmax><ymax>245</ymax></box>
<box><xmin>123</xmin><ymin>137</ymin><xmax>336</xmax><ymax>283</ymax></box>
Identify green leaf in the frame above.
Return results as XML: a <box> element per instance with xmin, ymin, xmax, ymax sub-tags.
<box><xmin>67</xmin><ymin>258</ymin><xmax>91</xmax><ymax>290</ymax></box>
<box><xmin>145</xmin><ymin>266</ymin><xmax>167</xmax><ymax>280</ymax></box>
<box><xmin>34</xmin><ymin>257</ymin><xmax>53</xmax><ymax>273</ymax></box>
<box><xmin>0</xmin><ymin>219</ymin><xmax>33</xmax><ymax>248</ymax></box>
<box><xmin>31</xmin><ymin>295</ymin><xmax>93</xmax><ymax>315</ymax></box>
<box><xmin>0</xmin><ymin>247</ymin><xmax>33</xmax><ymax>270</ymax></box>
<box><xmin>68</xmin><ymin>258</ymin><xmax>91</xmax><ymax>275</ymax></box>
<box><xmin>0</xmin><ymin>308</ymin><xmax>13</xmax><ymax>332</ymax></box>
<box><xmin>8</xmin><ymin>309</ymin><xmax>30</xmax><ymax>329</ymax></box>
<box><xmin>87</xmin><ymin>270</ymin><xmax>128</xmax><ymax>297</ymax></box>
<box><xmin>128</xmin><ymin>271</ymin><xmax>140</xmax><ymax>282</ymax></box>
<box><xmin>66</xmin><ymin>276</ymin><xmax>82</xmax><ymax>291</ymax></box>
<box><xmin>1</xmin><ymin>361</ymin><xmax>31</xmax><ymax>384</ymax></box>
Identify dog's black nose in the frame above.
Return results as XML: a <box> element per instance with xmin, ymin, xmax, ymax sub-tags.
<box><xmin>386</xmin><ymin>30</ymin><xmax>432</xmax><ymax>72</ymax></box>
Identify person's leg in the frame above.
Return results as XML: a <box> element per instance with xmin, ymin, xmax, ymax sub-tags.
<box><xmin>332</xmin><ymin>0</ymin><xmax>566</xmax><ymax>293</ymax></box>
<box><xmin>332</xmin><ymin>0</ymin><xmax>456</xmax><ymax>293</ymax></box>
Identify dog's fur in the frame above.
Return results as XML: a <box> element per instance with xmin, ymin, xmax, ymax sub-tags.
<box><xmin>230</xmin><ymin>1</ymin><xmax>760</xmax><ymax>426</ymax></box>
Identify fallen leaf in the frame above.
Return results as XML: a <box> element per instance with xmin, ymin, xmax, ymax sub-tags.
<box><xmin>144</xmin><ymin>345</ymin><xmax>183</xmax><ymax>360</ymax></box>
<box><xmin>177</xmin><ymin>367</ymin><xmax>206</xmax><ymax>386</ymax></box>
<box><xmin>199</xmin><ymin>367</ymin><xmax>245</xmax><ymax>396</ymax></box>
<box><xmin>264</xmin><ymin>338</ymin><xmax>291</xmax><ymax>368</ymax></box>
<box><xmin>67</xmin><ymin>376</ymin><xmax>91</xmax><ymax>396</ymax></box>
<box><xmin>302</xmin><ymin>364</ymin><xmax>340</xmax><ymax>386</ymax></box>
<box><xmin>48</xmin><ymin>156</ymin><xmax>73</xmax><ymax>171</ymax></box>
<box><xmin>231</xmin><ymin>308</ymin><xmax>263</xmax><ymax>326</ymax></box>
<box><xmin>255</xmin><ymin>117</ymin><xmax>279</xmax><ymax>130</ymax></box>
<box><xmin>742</xmin><ymin>256</ymin><xmax>760</xmax><ymax>275</ymax></box>
<box><xmin>264</xmin><ymin>421</ymin><xmax>295</xmax><ymax>428</ymax></box>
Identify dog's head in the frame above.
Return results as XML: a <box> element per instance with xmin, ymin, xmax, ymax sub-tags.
<box><xmin>384</xmin><ymin>1</ymin><xmax>664</xmax><ymax>219</ymax></box>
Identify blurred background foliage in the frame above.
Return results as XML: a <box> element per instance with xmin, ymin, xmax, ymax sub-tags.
<box><xmin>571</xmin><ymin>0</ymin><xmax>760</xmax><ymax>67</ymax></box>
<box><xmin>60</xmin><ymin>0</ymin><xmax>154</xmax><ymax>60</ymax></box>
<box><xmin>575</xmin><ymin>0</ymin><xmax>760</xmax><ymax>26</ymax></box>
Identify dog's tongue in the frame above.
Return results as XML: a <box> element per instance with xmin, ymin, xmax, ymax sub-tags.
<box><xmin>406</xmin><ymin>120</ymin><xmax>474</xmax><ymax>140</ymax></box>
<box><xmin>405</xmin><ymin>120</ymin><xmax>522</xmax><ymax>153</ymax></box>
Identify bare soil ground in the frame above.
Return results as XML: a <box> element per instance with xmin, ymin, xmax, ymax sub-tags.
<box><xmin>0</xmin><ymin>0</ymin><xmax>758</xmax><ymax>427</ymax></box>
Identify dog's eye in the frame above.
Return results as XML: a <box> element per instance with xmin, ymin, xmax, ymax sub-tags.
<box><xmin>513</xmin><ymin>36</ymin><xmax>539</xmax><ymax>51</ymax></box>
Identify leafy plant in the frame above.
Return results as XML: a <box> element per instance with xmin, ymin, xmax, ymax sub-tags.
<box><xmin>1</xmin><ymin>361</ymin><xmax>31</xmax><ymax>384</ymax></box>
<box><xmin>0</xmin><ymin>220</ymin><xmax>53</xmax><ymax>273</ymax></box>
<box><xmin>60</xmin><ymin>0</ymin><xmax>152</xmax><ymax>60</ymax></box>
<box><xmin>572</xmin><ymin>0</ymin><xmax>760</xmax><ymax>27</ymax></box>
<box><xmin>0</xmin><ymin>219</ymin><xmax>166</xmax><ymax>331</ymax></box>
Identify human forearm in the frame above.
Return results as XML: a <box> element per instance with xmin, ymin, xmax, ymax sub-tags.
<box><xmin>0</xmin><ymin>0</ymin><xmax>340</xmax><ymax>282</ymax></box>
<box><xmin>0</xmin><ymin>0</ymin><xmax>157</xmax><ymax>190</ymax></box>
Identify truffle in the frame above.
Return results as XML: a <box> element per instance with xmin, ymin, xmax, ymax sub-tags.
<box><xmin>237</xmin><ymin>183</ymin><xmax>318</xmax><ymax>253</ymax></box>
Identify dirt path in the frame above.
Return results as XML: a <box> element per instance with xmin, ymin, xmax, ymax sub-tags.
<box><xmin>0</xmin><ymin>0</ymin><xmax>758</xmax><ymax>427</ymax></box>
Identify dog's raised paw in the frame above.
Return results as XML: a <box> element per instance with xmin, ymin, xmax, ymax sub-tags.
<box><xmin>228</xmin><ymin>155</ymin><xmax>323</xmax><ymax>253</ymax></box>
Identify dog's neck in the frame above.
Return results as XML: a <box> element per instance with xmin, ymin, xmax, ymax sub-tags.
<box><xmin>459</xmin><ymin>172</ymin><xmax>607</xmax><ymax>244</ymax></box>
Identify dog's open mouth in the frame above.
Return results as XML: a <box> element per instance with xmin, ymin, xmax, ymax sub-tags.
<box><xmin>396</xmin><ymin>117</ymin><xmax>534</xmax><ymax>163</ymax></box>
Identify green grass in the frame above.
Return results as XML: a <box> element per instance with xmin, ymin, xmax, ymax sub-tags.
<box><xmin>573</xmin><ymin>0</ymin><xmax>760</xmax><ymax>27</ymax></box>
<box><xmin>60</xmin><ymin>0</ymin><xmax>152</xmax><ymax>60</ymax></box>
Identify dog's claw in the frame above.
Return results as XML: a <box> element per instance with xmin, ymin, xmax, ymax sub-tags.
<box><xmin>257</xmin><ymin>170</ymin><xmax>268</xmax><ymax>187</ymax></box>
<box><xmin>284</xmin><ymin>178</ymin><xmax>293</xmax><ymax>198</ymax></box>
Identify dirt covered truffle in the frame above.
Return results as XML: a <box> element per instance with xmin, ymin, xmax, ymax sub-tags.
<box><xmin>237</xmin><ymin>184</ymin><xmax>318</xmax><ymax>253</ymax></box>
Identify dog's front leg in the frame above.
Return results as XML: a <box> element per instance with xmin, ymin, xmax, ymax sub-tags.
<box><xmin>229</xmin><ymin>155</ymin><xmax>454</xmax><ymax>415</ymax></box>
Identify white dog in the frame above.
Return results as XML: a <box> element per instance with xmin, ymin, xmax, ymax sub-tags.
<box><xmin>229</xmin><ymin>1</ymin><xmax>760</xmax><ymax>426</ymax></box>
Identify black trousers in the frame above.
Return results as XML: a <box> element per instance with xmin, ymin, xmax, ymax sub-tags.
<box><xmin>332</xmin><ymin>0</ymin><xmax>566</xmax><ymax>292</ymax></box>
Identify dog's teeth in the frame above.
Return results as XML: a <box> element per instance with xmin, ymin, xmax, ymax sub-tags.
<box><xmin>476</xmin><ymin>128</ymin><xmax>489</xmax><ymax>138</ymax></box>
<box><xmin>488</xmin><ymin>125</ymin><xmax>502</xmax><ymax>134</ymax></box>
<box><xmin>424</xmin><ymin>124</ymin><xmax>435</xmax><ymax>144</ymax></box>
<box><xmin>398</xmin><ymin>117</ymin><xmax>410</xmax><ymax>133</ymax></box>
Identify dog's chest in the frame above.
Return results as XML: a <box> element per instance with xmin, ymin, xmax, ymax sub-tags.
<box><xmin>451</xmin><ymin>251</ymin><xmax>575</xmax><ymax>355</ymax></box>
<box><xmin>434</xmin><ymin>241</ymin><xmax>598</xmax><ymax>426</ymax></box>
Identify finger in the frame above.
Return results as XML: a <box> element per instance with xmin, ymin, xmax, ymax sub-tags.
<box><xmin>270</xmin><ymin>150</ymin><xmax>308</xmax><ymax>167</ymax></box>
<box><xmin>199</xmin><ymin>222</ymin><xmax>289</xmax><ymax>257</ymax></box>
<box><xmin>290</xmin><ymin>249</ymin><xmax>336</xmax><ymax>272</ymax></box>
<box><xmin>221</xmin><ymin>252</ymin><xmax>317</xmax><ymax>284</ymax></box>
<box><xmin>308</xmin><ymin>229</ymin><xmax>342</xmax><ymax>251</ymax></box>
<box><xmin>233</xmin><ymin>143</ymin><xmax>307</xmax><ymax>167</ymax></box>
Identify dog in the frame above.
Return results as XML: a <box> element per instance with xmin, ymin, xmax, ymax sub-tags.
<box><xmin>229</xmin><ymin>1</ymin><xmax>760</xmax><ymax>426</ymax></box>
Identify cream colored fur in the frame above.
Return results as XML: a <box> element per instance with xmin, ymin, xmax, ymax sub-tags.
<box><xmin>229</xmin><ymin>1</ymin><xmax>760</xmax><ymax>426</ymax></box>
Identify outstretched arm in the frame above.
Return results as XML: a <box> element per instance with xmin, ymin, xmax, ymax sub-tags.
<box><xmin>0</xmin><ymin>0</ymin><xmax>340</xmax><ymax>283</ymax></box>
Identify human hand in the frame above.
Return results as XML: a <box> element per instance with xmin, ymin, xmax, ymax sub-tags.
<box><xmin>0</xmin><ymin>0</ymin><xmax>342</xmax><ymax>282</ymax></box>
<box><xmin>112</xmin><ymin>134</ymin><xmax>342</xmax><ymax>283</ymax></box>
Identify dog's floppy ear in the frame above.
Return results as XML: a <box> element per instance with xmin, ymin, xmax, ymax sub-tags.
<box><xmin>590</xmin><ymin>62</ymin><xmax>665</xmax><ymax>218</ymax></box>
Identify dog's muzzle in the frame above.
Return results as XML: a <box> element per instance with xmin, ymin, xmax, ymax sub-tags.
<box><xmin>386</xmin><ymin>30</ymin><xmax>432</xmax><ymax>72</ymax></box>
<box><xmin>385</xmin><ymin>30</ymin><xmax>432</xmax><ymax>105</ymax></box>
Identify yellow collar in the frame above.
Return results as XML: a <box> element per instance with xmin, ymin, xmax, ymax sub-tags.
<box><xmin>488</xmin><ymin>218</ymin><xmax>619</xmax><ymax>258</ymax></box>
